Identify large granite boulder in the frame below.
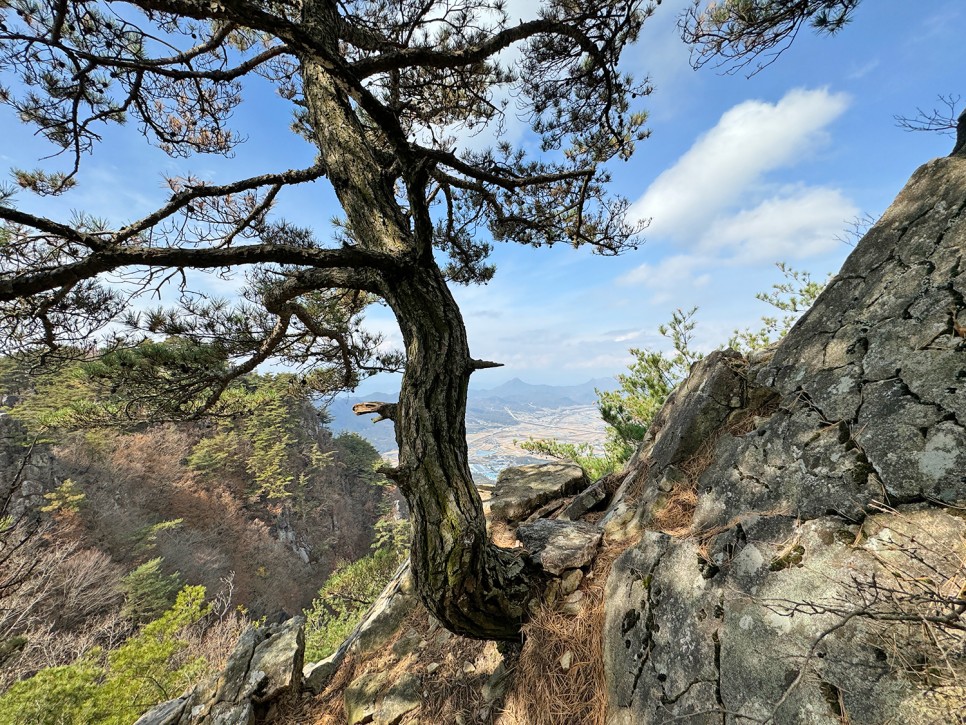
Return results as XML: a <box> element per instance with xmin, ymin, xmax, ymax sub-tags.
<box><xmin>486</xmin><ymin>463</ymin><xmax>588</xmax><ymax>521</ymax></box>
<box><xmin>516</xmin><ymin>518</ymin><xmax>602</xmax><ymax>575</ymax></box>
<box><xmin>602</xmin><ymin>154</ymin><xmax>966</xmax><ymax>723</ymax></box>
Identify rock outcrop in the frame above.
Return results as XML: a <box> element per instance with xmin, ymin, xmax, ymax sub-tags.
<box><xmin>603</xmin><ymin>153</ymin><xmax>966</xmax><ymax>723</ymax></box>
<box><xmin>135</xmin><ymin>617</ymin><xmax>305</xmax><ymax>725</ymax></box>
<box><xmin>0</xmin><ymin>413</ymin><xmax>56</xmax><ymax>523</ymax></box>
<box><xmin>485</xmin><ymin>462</ymin><xmax>589</xmax><ymax>521</ymax></box>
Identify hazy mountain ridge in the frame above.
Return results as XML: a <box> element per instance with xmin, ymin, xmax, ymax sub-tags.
<box><xmin>329</xmin><ymin>377</ymin><xmax>614</xmax><ymax>445</ymax></box>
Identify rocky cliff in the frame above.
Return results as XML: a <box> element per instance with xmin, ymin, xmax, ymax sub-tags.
<box><xmin>601</xmin><ymin>150</ymin><xmax>966</xmax><ymax>724</ymax></box>
<box><xmin>138</xmin><ymin>151</ymin><xmax>965</xmax><ymax>724</ymax></box>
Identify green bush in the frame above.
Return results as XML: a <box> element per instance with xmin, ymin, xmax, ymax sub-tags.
<box><xmin>120</xmin><ymin>558</ymin><xmax>183</xmax><ymax>624</ymax></box>
<box><xmin>304</xmin><ymin>517</ymin><xmax>409</xmax><ymax>661</ymax></box>
<box><xmin>0</xmin><ymin>586</ymin><xmax>209</xmax><ymax>725</ymax></box>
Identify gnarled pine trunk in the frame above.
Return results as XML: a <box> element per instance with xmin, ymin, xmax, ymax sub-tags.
<box><xmin>384</xmin><ymin>268</ymin><xmax>538</xmax><ymax>639</ymax></box>
<box><xmin>300</xmin><ymin>2</ymin><xmax>539</xmax><ymax>639</ymax></box>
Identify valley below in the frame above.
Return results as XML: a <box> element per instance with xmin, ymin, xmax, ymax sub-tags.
<box><xmin>328</xmin><ymin>377</ymin><xmax>613</xmax><ymax>481</ymax></box>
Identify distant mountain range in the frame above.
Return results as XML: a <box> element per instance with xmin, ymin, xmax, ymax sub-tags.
<box><xmin>326</xmin><ymin>377</ymin><xmax>616</xmax><ymax>459</ymax></box>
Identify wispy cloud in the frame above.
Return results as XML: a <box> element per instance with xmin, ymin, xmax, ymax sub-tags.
<box><xmin>629</xmin><ymin>88</ymin><xmax>851</xmax><ymax>236</ymax></box>
<box><xmin>619</xmin><ymin>88</ymin><xmax>855</xmax><ymax>296</ymax></box>
<box><xmin>611</xmin><ymin>330</ymin><xmax>642</xmax><ymax>343</ymax></box>
<box><xmin>617</xmin><ymin>253</ymin><xmax>712</xmax><ymax>303</ymax></box>
<box><xmin>699</xmin><ymin>186</ymin><xmax>858</xmax><ymax>263</ymax></box>
<box><xmin>846</xmin><ymin>59</ymin><xmax>880</xmax><ymax>80</ymax></box>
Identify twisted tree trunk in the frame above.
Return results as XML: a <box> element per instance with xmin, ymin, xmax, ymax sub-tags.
<box><xmin>383</xmin><ymin>268</ymin><xmax>539</xmax><ymax>639</ymax></box>
<box><xmin>299</xmin><ymin>2</ymin><xmax>540</xmax><ymax>639</ymax></box>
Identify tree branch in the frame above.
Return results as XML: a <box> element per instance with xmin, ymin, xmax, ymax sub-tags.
<box><xmin>420</xmin><ymin>146</ymin><xmax>593</xmax><ymax>191</ymax></box>
<box><xmin>352</xmin><ymin>401</ymin><xmax>397</xmax><ymax>423</ymax></box>
<box><xmin>348</xmin><ymin>18</ymin><xmax>591</xmax><ymax>77</ymax></box>
<box><xmin>0</xmin><ymin>240</ymin><xmax>392</xmax><ymax>301</ymax></box>
<box><xmin>116</xmin><ymin>164</ymin><xmax>327</xmax><ymax>241</ymax></box>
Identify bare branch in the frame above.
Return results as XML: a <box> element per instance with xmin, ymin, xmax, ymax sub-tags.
<box><xmin>352</xmin><ymin>401</ymin><xmax>398</xmax><ymax>423</ymax></box>
<box><xmin>895</xmin><ymin>94</ymin><xmax>962</xmax><ymax>137</ymax></box>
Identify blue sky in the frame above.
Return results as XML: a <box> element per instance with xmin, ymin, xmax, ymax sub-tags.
<box><xmin>2</xmin><ymin>0</ymin><xmax>963</xmax><ymax>393</ymax></box>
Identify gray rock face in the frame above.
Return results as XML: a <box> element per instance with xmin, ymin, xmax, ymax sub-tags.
<box><xmin>344</xmin><ymin>670</ymin><xmax>420</xmax><ymax>725</ymax></box>
<box><xmin>136</xmin><ymin>617</ymin><xmax>305</xmax><ymax>724</ymax></box>
<box><xmin>133</xmin><ymin>696</ymin><xmax>191</xmax><ymax>725</ymax></box>
<box><xmin>604</xmin><ymin>155</ymin><xmax>966</xmax><ymax>724</ymax></box>
<box><xmin>0</xmin><ymin>413</ymin><xmax>57</xmax><ymax>522</ymax></box>
<box><xmin>644</xmin><ymin>349</ymin><xmax>748</xmax><ymax>473</ymax></box>
<box><xmin>245</xmin><ymin>616</ymin><xmax>304</xmax><ymax>703</ymax></box>
<box><xmin>559</xmin><ymin>476</ymin><xmax>610</xmax><ymax>520</ymax></box>
<box><xmin>304</xmin><ymin>562</ymin><xmax>417</xmax><ymax>694</ymax></box>
<box><xmin>516</xmin><ymin>518</ymin><xmax>602</xmax><ymax>575</ymax></box>
<box><xmin>487</xmin><ymin>463</ymin><xmax>588</xmax><ymax>521</ymax></box>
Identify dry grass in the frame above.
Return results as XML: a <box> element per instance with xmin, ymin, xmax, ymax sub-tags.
<box><xmin>650</xmin><ymin>482</ymin><xmax>699</xmax><ymax>537</ymax></box>
<box><xmin>293</xmin><ymin>537</ymin><xmax>641</xmax><ymax>725</ymax></box>
<box><xmin>619</xmin><ymin>462</ymin><xmax>650</xmax><ymax>507</ymax></box>
<box><xmin>725</xmin><ymin>392</ymin><xmax>780</xmax><ymax>437</ymax></box>
<box><xmin>292</xmin><ymin>481</ymin><xmax>646</xmax><ymax>725</ymax></box>
<box><xmin>497</xmin><ymin>540</ymin><xmax>632</xmax><ymax>725</ymax></box>
<box><xmin>420</xmin><ymin>633</ymin><xmax>501</xmax><ymax>723</ymax></box>
<box><xmin>648</xmin><ymin>425</ymin><xmax>732</xmax><ymax>538</ymax></box>
<box><xmin>294</xmin><ymin>606</ymin><xmax>502</xmax><ymax>725</ymax></box>
<box><xmin>295</xmin><ymin>653</ymin><xmax>358</xmax><ymax>725</ymax></box>
<box><xmin>489</xmin><ymin>519</ymin><xmax>522</xmax><ymax>549</ymax></box>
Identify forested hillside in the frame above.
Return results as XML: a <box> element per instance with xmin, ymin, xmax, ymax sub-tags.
<box><xmin>0</xmin><ymin>355</ymin><xmax>393</xmax><ymax>697</ymax></box>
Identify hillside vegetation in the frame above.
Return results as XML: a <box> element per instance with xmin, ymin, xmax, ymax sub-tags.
<box><xmin>0</xmin><ymin>354</ymin><xmax>397</xmax><ymax>719</ymax></box>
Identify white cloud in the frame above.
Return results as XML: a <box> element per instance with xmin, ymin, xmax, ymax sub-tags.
<box><xmin>701</xmin><ymin>187</ymin><xmax>858</xmax><ymax>263</ymax></box>
<box><xmin>846</xmin><ymin>59</ymin><xmax>880</xmax><ymax>80</ymax></box>
<box><xmin>630</xmin><ymin>88</ymin><xmax>850</xmax><ymax>236</ymax></box>
<box><xmin>618</xmin><ymin>253</ymin><xmax>712</xmax><ymax>303</ymax></box>
<box><xmin>612</xmin><ymin>330</ymin><xmax>642</xmax><ymax>343</ymax></box>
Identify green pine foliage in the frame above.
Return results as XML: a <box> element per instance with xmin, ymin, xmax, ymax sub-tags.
<box><xmin>133</xmin><ymin>519</ymin><xmax>185</xmax><ymax>555</ymax></box>
<box><xmin>183</xmin><ymin>373</ymin><xmax>338</xmax><ymax>502</ymax></box>
<box><xmin>729</xmin><ymin>263</ymin><xmax>828</xmax><ymax>352</ymax></box>
<box><xmin>333</xmin><ymin>432</ymin><xmax>387</xmax><ymax>486</ymax></box>
<box><xmin>39</xmin><ymin>479</ymin><xmax>86</xmax><ymax>514</ymax></box>
<box><xmin>597</xmin><ymin>306</ymin><xmax>702</xmax><ymax>446</ymax></box>
<box><xmin>120</xmin><ymin>558</ymin><xmax>183</xmax><ymax>624</ymax></box>
<box><xmin>2</xmin><ymin>361</ymin><xmax>107</xmax><ymax>438</ymax></box>
<box><xmin>185</xmin><ymin>428</ymin><xmax>248</xmax><ymax>479</ymax></box>
<box><xmin>0</xmin><ymin>586</ymin><xmax>209</xmax><ymax>725</ymax></box>
<box><xmin>303</xmin><ymin>515</ymin><xmax>410</xmax><ymax>661</ymax></box>
<box><xmin>245</xmin><ymin>393</ymin><xmax>298</xmax><ymax>500</ymax></box>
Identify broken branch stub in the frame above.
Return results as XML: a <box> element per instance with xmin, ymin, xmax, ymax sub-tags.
<box><xmin>352</xmin><ymin>401</ymin><xmax>398</xmax><ymax>423</ymax></box>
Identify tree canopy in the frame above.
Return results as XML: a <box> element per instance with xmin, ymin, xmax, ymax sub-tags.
<box><xmin>680</xmin><ymin>0</ymin><xmax>861</xmax><ymax>74</ymax></box>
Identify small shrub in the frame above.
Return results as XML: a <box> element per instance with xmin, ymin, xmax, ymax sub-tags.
<box><xmin>120</xmin><ymin>558</ymin><xmax>182</xmax><ymax>624</ymax></box>
<box><xmin>304</xmin><ymin>517</ymin><xmax>410</xmax><ymax>661</ymax></box>
<box><xmin>39</xmin><ymin>479</ymin><xmax>85</xmax><ymax>515</ymax></box>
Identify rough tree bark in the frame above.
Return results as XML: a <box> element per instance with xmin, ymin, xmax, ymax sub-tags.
<box><xmin>384</xmin><ymin>271</ymin><xmax>538</xmax><ymax>639</ymax></box>
<box><xmin>300</xmin><ymin>5</ymin><xmax>539</xmax><ymax>638</ymax></box>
